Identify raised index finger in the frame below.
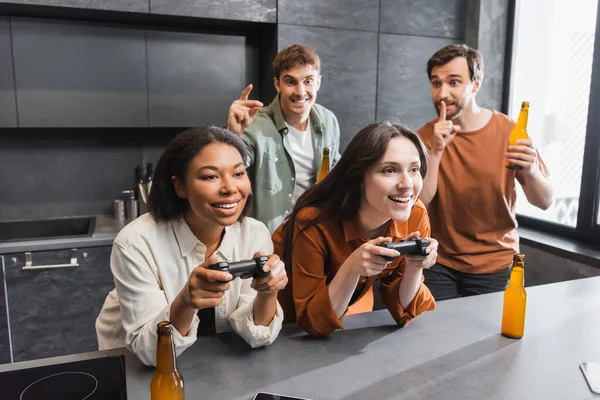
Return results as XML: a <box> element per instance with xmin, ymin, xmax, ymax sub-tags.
<box><xmin>240</xmin><ymin>84</ymin><xmax>253</xmax><ymax>101</ymax></box>
<box><xmin>439</xmin><ymin>100</ymin><xmax>447</xmax><ymax>122</ymax></box>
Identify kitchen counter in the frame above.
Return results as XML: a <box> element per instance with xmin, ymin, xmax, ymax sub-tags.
<box><xmin>0</xmin><ymin>214</ymin><xmax>129</xmax><ymax>253</ymax></box>
<box><xmin>2</xmin><ymin>276</ymin><xmax>599</xmax><ymax>399</ymax></box>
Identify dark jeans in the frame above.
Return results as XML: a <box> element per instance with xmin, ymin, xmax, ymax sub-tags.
<box><xmin>423</xmin><ymin>262</ymin><xmax>511</xmax><ymax>301</ymax></box>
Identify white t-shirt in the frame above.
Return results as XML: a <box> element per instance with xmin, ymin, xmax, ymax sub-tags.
<box><xmin>95</xmin><ymin>213</ymin><xmax>283</xmax><ymax>366</ymax></box>
<box><xmin>286</xmin><ymin>122</ymin><xmax>315</xmax><ymax>203</ymax></box>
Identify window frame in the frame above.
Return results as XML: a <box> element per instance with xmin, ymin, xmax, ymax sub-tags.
<box><xmin>505</xmin><ymin>0</ymin><xmax>600</xmax><ymax>246</ymax></box>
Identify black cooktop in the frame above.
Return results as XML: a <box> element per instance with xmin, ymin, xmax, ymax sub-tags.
<box><xmin>0</xmin><ymin>355</ymin><xmax>127</xmax><ymax>400</ymax></box>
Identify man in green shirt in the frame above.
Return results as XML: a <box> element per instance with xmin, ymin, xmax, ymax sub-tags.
<box><xmin>227</xmin><ymin>44</ymin><xmax>341</xmax><ymax>233</ymax></box>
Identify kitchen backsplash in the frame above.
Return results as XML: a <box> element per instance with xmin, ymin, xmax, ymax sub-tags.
<box><xmin>0</xmin><ymin>128</ymin><xmax>180</xmax><ymax>221</ymax></box>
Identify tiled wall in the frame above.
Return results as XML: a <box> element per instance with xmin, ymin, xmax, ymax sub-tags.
<box><xmin>0</xmin><ymin>128</ymin><xmax>180</xmax><ymax>220</ymax></box>
<box><xmin>465</xmin><ymin>0</ymin><xmax>511</xmax><ymax>112</ymax></box>
<box><xmin>0</xmin><ymin>0</ymin><xmax>277</xmax><ymax>22</ymax></box>
<box><xmin>278</xmin><ymin>0</ymin><xmax>468</xmax><ymax>149</ymax></box>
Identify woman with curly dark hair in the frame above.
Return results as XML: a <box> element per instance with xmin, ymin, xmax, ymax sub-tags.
<box><xmin>97</xmin><ymin>126</ymin><xmax>287</xmax><ymax>366</ymax></box>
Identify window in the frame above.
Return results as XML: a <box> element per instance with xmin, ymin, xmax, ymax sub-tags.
<box><xmin>508</xmin><ymin>0</ymin><xmax>600</xmax><ymax>244</ymax></box>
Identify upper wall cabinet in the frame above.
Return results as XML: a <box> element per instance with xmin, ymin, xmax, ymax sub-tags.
<box><xmin>11</xmin><ymin>18</ymin><xmax>148</xmax><ymax>127</ymax></box>
<box><xmin>150</xmin><ymin>0</ymin><xmax>276</xmax><ymax>23</ymax></box>
<box><xmin>0</xmin><ymin>0</ymin><xmax>149</xmax><ymax>13</ymax></box>
<box><xmin>146</xmin><ymin>29</ymin><xmax>254</xmax><ymax>127</ymax></box>
<box><xmin>0</xmin><ymin>18</ymin><xmax>17</xmax><ymax>128</ymax></box>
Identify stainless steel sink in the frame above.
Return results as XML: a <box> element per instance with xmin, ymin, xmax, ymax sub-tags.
<box><xmin>0</xmin><ymin>216</ymin><xmax>96</xmax><ymax>242</ymax></box>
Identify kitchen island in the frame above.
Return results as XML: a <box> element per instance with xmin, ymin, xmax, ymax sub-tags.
<box><xmin>2</xmin><ymin>276</ymin><xmax>600</xmax><ymax>399</ymax></box>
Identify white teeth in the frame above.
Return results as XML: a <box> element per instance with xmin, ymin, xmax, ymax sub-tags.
<box><xmin>214</xmin><ymin>202</ymin><xmax>238</xmax><ymax>209</ymax></box>
<box><xmin>390</xmin><ymin>196</ymin><xmax>411</xmax><ymax>203</ymax></box>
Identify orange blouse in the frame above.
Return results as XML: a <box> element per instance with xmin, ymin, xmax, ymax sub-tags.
<box><xmin>273</xmin><ymin>200</ymin><xmax>436</xmax><ymax>336</ymax></box>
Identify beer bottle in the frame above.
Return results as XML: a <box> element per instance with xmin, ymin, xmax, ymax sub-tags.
<box><xmin>151</xmin><ymin>321</ymin><xmax>185</xmax><ymax>400</ymax></box>
<box><xmin>501</xmin><ymin>254</ymin><xmax>527</xmax><ymax>339</ymax></box>
<box><xmin>505</xmin><ymin>101</ymin><xmax>530</xmax><ymax>169</ymax></box>
<box><xmin>317</xmin><ymin>147</ymin><xmax>330</xmax><ymax>183</ymax></box>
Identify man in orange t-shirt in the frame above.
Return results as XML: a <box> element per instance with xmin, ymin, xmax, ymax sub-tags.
<box><xmin>417</xmin><ymin>44</ymin><xmax>553</xmax><ymax>300</ymax></box>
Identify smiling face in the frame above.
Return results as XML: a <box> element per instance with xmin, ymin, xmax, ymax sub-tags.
<box><xmin>430</xmin><ymin>56</ymin><xmax>480</xmax><ymax>120</ymax></box>
<box><xmin>172</xmin><ymin>142</ymin><xmax>251</xmax><ymax>228</ymax></box>
<box><xmin>274</xmin><ymin>63</ymin><xmax>321</xmax><ymax>127</ymax></box>
<box><xmin>361</xmin><ymin>136</ymin><xmax>423</xmax><ymax>226</ymax></box>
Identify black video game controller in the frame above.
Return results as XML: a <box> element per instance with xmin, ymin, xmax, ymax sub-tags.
<box><xmin>207</xmin><ymin>255</ymin><xmax>270</xmax><ymax>280</ymax></box>
<box><xmin>377</xmin><ymin>238</ymin><xmax>430</xmax><ymax>262</ymax></box>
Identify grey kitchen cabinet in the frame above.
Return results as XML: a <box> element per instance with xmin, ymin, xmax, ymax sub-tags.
<box><xmin>146</xmin><ymin>29</ymin><xmax>253</xmax><ymax>127</ymax></box>
<box><xmin>11</xmin><ymin>18</ymin><xmax>148</xmax><ymax>127</ymax></box>
<box><xmin>0</xmin><ymin>256</ymin><xmax>11</xmax><ymax>364</ymax></box>
<box><xmin>4</xmin><ymin>246</ymin><xmax>115</xmax><ymax>362</ymax></box>
<box><xmin>0</xmin><ymin>17</ymin><xmax>17</xmax><ymax>128</ymax></box>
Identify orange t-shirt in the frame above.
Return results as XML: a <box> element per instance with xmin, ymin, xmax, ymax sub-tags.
<box><xmin>272</xmin><ymin>200</ymin><xmax>436</xmax><ymax>337</ymax></box>
<box><xmin>418</xmin><ymin>110</ymin><xmax>549</xmax><ymax>274</ymax></box>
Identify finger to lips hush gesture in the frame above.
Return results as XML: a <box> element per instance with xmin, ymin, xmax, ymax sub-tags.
<box><xmin>403</xmin><ymin>231</ymin><xmax>438</xmax><ymax>271</ymax></box>
<box><xmin>506</xmin><ymin>139</ymin><xmax>538</xmax><ymax>173</ymax></box>
<box><xmin>183</xmin><ymin>254</ymin><xmax>232</xmax><ymax>310</ymax></box>
<box><xmin>227</xmin><ymin>84</ymin><xmax>264</xmax><ymax>136</ymax></box>
<box><xmin>432</xmin><ymin>100</ymin><xmax>461</xmax><ymax>154</ymax></box>
<box><xmin>342</xmin><ymin>237</ymin><xmax>401</xmax><ymax>277</ymax></box>
<box><xmin>251</xmin><ymin>252</ymin><xmax>288</xmax><ymax>293</ymax></box>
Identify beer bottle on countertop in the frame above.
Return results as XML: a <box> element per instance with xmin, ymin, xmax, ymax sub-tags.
<box><xmin>151</xmin><ymin>321</ymin><xmax>185</xmax><ymax>400</ymax></box>
<box><xmin>317</xmin><ymin>147</ymin><xmax>330</xmax><ymax>183</ymax></box>
<box><xmin>505</xmin><ymin>101</ymin><xmax>530</xmax><ymax>169</ymax></box>
<box><xmin>501</xmin><ymin>254</ymin><xmax>527</xmax><ymax>339</ymax></box>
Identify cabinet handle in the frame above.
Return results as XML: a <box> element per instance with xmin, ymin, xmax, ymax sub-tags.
<box><xmin>23</xmin><ymin>249</ymin><xmax>79</xmax><ymax>270</ymax></box>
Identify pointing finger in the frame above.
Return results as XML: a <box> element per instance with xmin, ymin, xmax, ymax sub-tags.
<box><xmin>240</xmin><ymin>84</ymin><xmax>253</xmax><ymax>101</ymax></box>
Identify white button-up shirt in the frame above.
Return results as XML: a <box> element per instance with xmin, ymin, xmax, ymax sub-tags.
<box><xmin>96</xmin><ymin>213</ymin><xmax>283</xmax><ymax>366</ymax></box>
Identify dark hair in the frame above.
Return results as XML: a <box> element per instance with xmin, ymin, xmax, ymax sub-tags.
<box><xmin>149</xmin><ymin>126</ymin><xmax>251</xmax><ymax>222</ymax></box>
<box><xmin>426</xmin><ymin>44</ymin><xmax>484</xmax><ymax>82</ymax></box>
<box><xmin>273</xmin><ymin>44</ymin><xmax>321</xmax><ymax>79</ymax></box>
<box><xmin>281</xmin><ymin>122</ymin><xmax>429</xmax><ymax>268</ymax></box>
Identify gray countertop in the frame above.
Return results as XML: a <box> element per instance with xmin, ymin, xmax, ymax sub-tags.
<box><xmin>0</xmin><ymin>214</ymin><xmax>128</xmax><ymax>253</ymax></box>
<box><xmin>2</xmin><ymin>276</ymin><xmax>600</xmax><ymax>399</ymax></box>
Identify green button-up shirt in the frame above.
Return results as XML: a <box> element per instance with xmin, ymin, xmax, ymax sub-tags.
<box><xmin>242</xmin><ymin>94</ymin><xmax>341</xmax><ymax>233</ymax></box>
